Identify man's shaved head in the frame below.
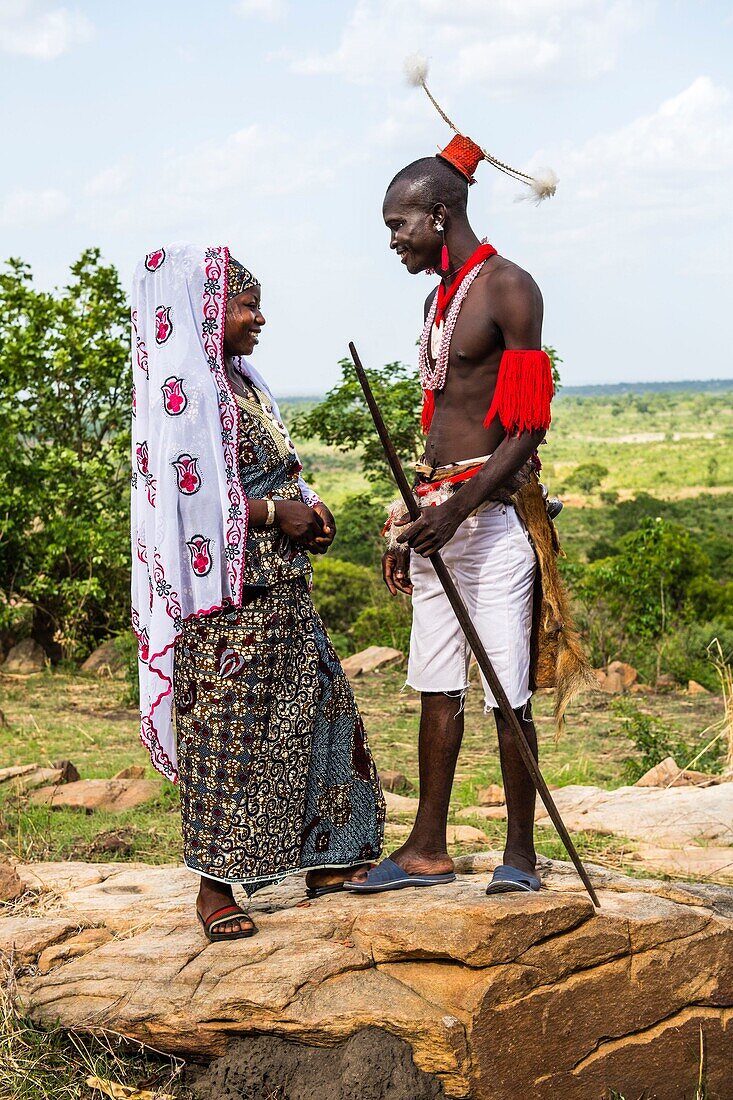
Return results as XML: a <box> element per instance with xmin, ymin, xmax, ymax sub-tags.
<box><xmin>385</xmin><ymin>156</ymin><xmax>469</xmax><ymax>215</ymax></box>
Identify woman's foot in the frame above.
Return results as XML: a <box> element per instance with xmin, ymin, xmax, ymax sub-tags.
<box><xmin>305</xmin><ymin>864</ymin><xmax>373</xmax><ymax>893</ymax></box>
<box><xmin>197</xmin><ymin>876</ymin><xmax>255</xmax><ymax>937</ymax></box>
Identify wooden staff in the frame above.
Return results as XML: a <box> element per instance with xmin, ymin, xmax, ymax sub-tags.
<box><xmin>349</xmin><ymin>341</ymin><xmax>600</xmax><ymax>908</ymax></box>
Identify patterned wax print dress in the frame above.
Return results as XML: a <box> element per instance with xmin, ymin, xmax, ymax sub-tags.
<box><xmin>173</xmin><ymin>383</ymin><xmax>385</xmax><ymax>892</ymax></box>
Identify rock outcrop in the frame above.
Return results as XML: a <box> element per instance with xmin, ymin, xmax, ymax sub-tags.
<box><xmin>534</xmin><ymin>782</ymin><xmax>732</xmax><ymax>845</ymax></box>
<box><xmin>594</xmin><ymin>660</ymin><xmax>638</xmax><ymax>693</ymax></box>
<box><xmin>2</xmin><ymin>639</ymin><xmax>47</xmax><ymax>673</ymax></box>
<box><xmin>341</xmin><ymin>646</ymin><xmax>403</xmax><ymax>678</ymax></box>
<box><xmin>4</xmin><ymin>855</ymin><xmax>731</xmax><ymax>1099</ymax></box>
<box><xmin>28</xmin><ymin>777</ymin><xmax>161</xmax><ymax>813</ymax></box>
<box><xmin>81</xmin><ymin>638</ymin><xmax>127</xmax><ymax>678</ymax></box>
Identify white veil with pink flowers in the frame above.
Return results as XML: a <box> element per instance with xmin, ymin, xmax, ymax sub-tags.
<box><xmin>131</xmin><ymin>242</ymin><xmax>317</xmax><ymax>781</ymax></box>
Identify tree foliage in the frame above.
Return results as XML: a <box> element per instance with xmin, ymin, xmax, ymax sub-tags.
<box><xmin>564</xmin><ymin>462</ymin><xmax>609</xmax><ymax>494</ymax></box>
<box><xmin>292</xmin><ymin>359</ymin><xmax>423</xmax><ymax>485</ymax></box>
<box><xmin>0</xmin><ymin>250</ymin><xmax>131</xmax><ymax>658</ymax></box>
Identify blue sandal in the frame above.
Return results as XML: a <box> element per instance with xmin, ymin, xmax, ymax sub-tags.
<box><xmin>343</xmin><ymin>857</ymin><xmax>456</xmax><ymax>894</ymax></box>
<box><xmin>486</xmin><ymin>864</ymin><xmax>541</xmax><ymax>894</ymax></box>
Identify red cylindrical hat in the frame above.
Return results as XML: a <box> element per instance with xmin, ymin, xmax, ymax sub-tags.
<box><xmin>437</xmin><ymin>135</ymin><xmax>484</xmax><ymax>184</ymax></box>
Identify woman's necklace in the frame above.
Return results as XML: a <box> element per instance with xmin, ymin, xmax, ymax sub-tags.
<box><xmin>226</xmin><ymin>358</ymin><xmax>257</xmax><ymax>401</ymax></box>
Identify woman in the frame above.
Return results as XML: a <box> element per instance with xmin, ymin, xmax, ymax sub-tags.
<box><xmin>131</xmin><ymin>244</ymin><xmax>384</xmax><ymax>941</ymax></box>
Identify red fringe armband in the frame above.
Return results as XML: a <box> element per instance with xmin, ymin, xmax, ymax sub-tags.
<box><xmin>483</xmin><ymin>349</ymin><xmax>554</xmax><ymax>435</ymax></box>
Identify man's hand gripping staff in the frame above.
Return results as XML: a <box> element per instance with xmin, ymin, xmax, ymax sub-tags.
<box><xmin>349</xmin><ymin>340</ymin><xmax>601</xmax><ymax>909</ymax></box>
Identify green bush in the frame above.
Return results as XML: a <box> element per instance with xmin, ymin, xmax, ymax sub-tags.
<box><xmin>329</xmin><ymin>493</ymin><xmax>387</xmax><ymax>568</ymax></box>
<box><xmin>612</xmin><ymin>699</ymin><xmax>689</xmax><ymax>782</ymax></box>
<box><xmin>310</xmin><ymin>558</ymin><xmax>377</xmax><ymax>637</ymax></box>
<box><xmin>0</xmin><ymin>251</ymin><xmax>131</xmax><ymax>660</ymax></box>
<box><xmin>116</xmin><ymin>630</ymin><xmax>139</xmax><ymax>707</ymax></box>
<box><xmin>564</xmin><ymin>462</ymin><xmax>609</xmax><ymax>494</ymax></box>
<box><xmin>351</xmin><ymin>597</ymin><xmax>412</xmax><ymax>654</ymax></box>
<box><xmin>663</xmin><ymin>621</ymin><xmax>733</xmax><ymax>692</ymax></box>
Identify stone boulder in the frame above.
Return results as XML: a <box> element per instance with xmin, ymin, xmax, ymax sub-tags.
<box><xmin>380</xmin><ymin>770</ymin><xmax>413</xmax><ymax>793</ymax></box>
<box><xmin>383</xmin><ymin>790</ymin><xmax>419</xmax><ymax>817</ymax></box>
<box><xmin>476</xmin><ymin>784</ymin><xmax>505</xmax><ymax>806</ymax></box>
<box><xmin>4</xmin><ymin>856</ymin><xmax>731</xmax><ymax>1100</ymax></box>
<box><xmin>594</xmin><ymin>660</ymin><xmax>638</xmax><ymax>693</ymax></box>
<box><xmin>456</xmin><ymin>805</ymin><xmax>507</xmax><ymax>822</ymax></box>
<box><xmin>112</xmin><ymin>764</ymin><xmax>147</xmax><ymax>780</ymax></box>
<box><xmin>0</xmin><ymin>862</ymin><xmax>23</xmax><ymax>902</ymax></box>
<box><xmin>534</xmin><ymin>783</ymin><xmax>733</xmax><ymax>844</ymax></box>
<box><xmin>0</xmin><ymin>764</ymin><xmax>38</xmax><ymax>784</ymax></box>
<box><xmin>3</xmin><ymin>639</ymin><xmax>47</xmax><ymax>674</ymax></box>
<box><xmin>80</xmin><ymin>638</ymin><xmax>127</xmax><ymax>678</ymax></box>
<box><xmin>630</xmin><ymin>844</ymin><xmax>733</xmax><ymax>884</ymax></box>
<box><xmin>28</xmin><ymin>777</ymin><xmax>160</xmax><ymax>813</ymax></box>
<box><xmin>341</xmin><ymin>646</ymin><xmax>403</xmax><ymax>679</ymax></box>
<box><xmin>635</xmin><ymin>757</ymin><xmax>720</xmax><ymax>789</ymax></box>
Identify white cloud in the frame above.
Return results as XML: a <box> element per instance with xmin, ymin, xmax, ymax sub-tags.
<box><xmin>233</xmin><ymin>0</ymin><xmax>286</xmax><ymax>21</ymax></box>
<box><xmin>0</xmin><ymin>186</ymin><xmax>69</xmax><ymax>226</ymax></box>
<box><xmin>84</xmin><ymin>165</ymin><xmax>131</xmax><ymax>198</ymax></box>
<box><xmin>289</xmin><ymin>0</ymin><xmax>648</xmax><ymax>91</ymax></box>
<box><xmin>559</xmin><ymin>77</ymin><xmax>733</xmax><ymax>216</ymax></box>
<box><xmin>0</xmin><ymin>1</ymin><xmax>92</xmax><ymax>60</ymax></box>
<box><xmin>81</xmin><ymin>123</ymin><xmax>344</xmax><ymax>239</ymax></box>
<box><xmin>493</xmin><ymin>76</ymin><xmax>733</xmax><ymax>276</ymax></box>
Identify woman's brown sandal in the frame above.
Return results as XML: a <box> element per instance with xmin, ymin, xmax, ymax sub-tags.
<box><xmin>197</xmin><ymin>904</ymin><xmax>257</xmax><ymax>942</ymax></box>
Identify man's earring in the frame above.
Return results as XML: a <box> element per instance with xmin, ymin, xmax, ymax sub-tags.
<box><xmin>435</xmin><ymin>222</ymin><xmax>449</xmax><ymax>274</ymax></box>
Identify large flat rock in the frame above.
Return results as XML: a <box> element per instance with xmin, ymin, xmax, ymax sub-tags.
<box><xmin>3</xmin><ymin>854</ymin><xmax>731</xmax><ymax>1099</ymax></box>
<box><xmin>534</xmin><ymin>782</ymin><xmax>733</xmax><ymax>844</ymax></box>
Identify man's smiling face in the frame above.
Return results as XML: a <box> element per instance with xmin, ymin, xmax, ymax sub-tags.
<box><xmin>383</xmin><ymin>182</ymin><xmax>441</xmax><ymax>276</ymax></box>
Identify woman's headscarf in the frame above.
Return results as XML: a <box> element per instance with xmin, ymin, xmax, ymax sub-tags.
<box><xmin>131</xmin><ymin>242</ymin><xmax>317</xmax><ymax>781</ymax></box>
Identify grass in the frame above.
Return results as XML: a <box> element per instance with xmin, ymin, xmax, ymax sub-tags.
<box><xmin>0</xmin><ymin>665</ymin><xmax>725</xmax><ymax>875</ymax></box>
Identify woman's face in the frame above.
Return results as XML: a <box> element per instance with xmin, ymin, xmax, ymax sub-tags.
<box><xmin>224</xmin><ymin>287</ymin><xmax>266</xmax><ymax>356</ymax></box>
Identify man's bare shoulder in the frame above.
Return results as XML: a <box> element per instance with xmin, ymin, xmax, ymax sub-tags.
<box><xmin>477</xmin><ymin>254</ymin><xmax>542</xmax><ymax>306</ymax></box>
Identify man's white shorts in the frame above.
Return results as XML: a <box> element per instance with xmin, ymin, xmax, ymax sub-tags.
<box><xmin>407</xmin><ymin>502</ymin><xmax>536</xmax><ymax>710</ymax></box>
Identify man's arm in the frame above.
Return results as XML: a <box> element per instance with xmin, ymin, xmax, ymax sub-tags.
<box><xmin>398</xmin><ymin>267</ymin><xmax>547</xmax><ymax>556</ymax></box>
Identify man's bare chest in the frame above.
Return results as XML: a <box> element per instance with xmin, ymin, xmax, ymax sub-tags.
<box><xmin>428</xmin><ymin>289</ymin><xmax>503</xmax><ymax>374</ymax></box>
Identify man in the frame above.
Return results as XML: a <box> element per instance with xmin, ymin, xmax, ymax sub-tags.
<box><xmin>347</xmin><ymin>130</ymin><xmax>557</xmax><ymax>896</ymax></box>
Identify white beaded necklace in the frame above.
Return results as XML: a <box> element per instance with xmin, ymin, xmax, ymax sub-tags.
<box><xmin>418</xmin><ymin>238</ymin><xmax>492</xmax><ymax>394</ymax></box>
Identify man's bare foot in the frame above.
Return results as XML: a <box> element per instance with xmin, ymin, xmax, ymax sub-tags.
<box><xmin>197</xmin><ymin>876</ymin><xmax>254</xmax><ymax>936</ymax></box>
<box><xmin>387</xmin><ymin>842</ymin><xmax>454</xmax><ymax>878</ymax></box>
<box><xmin>305</xmin><ymin>864</ymin><xmax>373</xmax><ymax>891</ymax></box>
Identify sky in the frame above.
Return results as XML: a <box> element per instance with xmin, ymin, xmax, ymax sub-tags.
<box><xmin>1</xmin><ymin>0</ymin><xmax>732</xmax><ymax>394</ymax></box>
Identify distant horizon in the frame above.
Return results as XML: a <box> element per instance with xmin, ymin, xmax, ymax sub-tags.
<box><xmin>278</xmin><ymin>377</ymin><xmax>733</xmax><ymax>402</ymax></box>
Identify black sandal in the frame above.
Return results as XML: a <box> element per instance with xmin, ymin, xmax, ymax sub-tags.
<box><xmin>196</xmin><ymin>903</ymin><xmax>257</xmax><ymax>942</ymax></box>
<box><xmin>305</xmin><ymin>882</ymin><xmax>346</xmax><ymax>899</ymax></box>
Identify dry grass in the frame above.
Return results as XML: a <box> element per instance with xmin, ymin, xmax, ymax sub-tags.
<box><xmin>0</xmin><ymin>954</ymin><xmax>189</xmax><ymax>1100</ymax></box>
<box><xmin>706</xmin><ymin>639</ymin><xmax>733</xmax><ymax>771</ymax></box>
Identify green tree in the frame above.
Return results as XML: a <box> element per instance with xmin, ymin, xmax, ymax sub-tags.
<box><xmin>574</xmin><ymin>517</ymin><xmax>713</xmax><ymax>677</ymax></box>
<box><xmin>565</xmin><ymin>462</ymin><xmax>609</xmax><ymax>494</ymax></box>
<box><xmin>292</xmin><ymin>359</ymin><xmax>423</xmax><ymax>485</ymax></box>
<box><xmin>543</xmin><ymin>344</ymin><xmax>562</xmax><ymax>391</ymax></box>
<box><xmin>328</xmin><ymin>493</ymin><xmax>387</xmax><ymax>568</ymax></box>
<box><xmin>0</xmin><ymin>250</ymin><xmax>131</xmax><ymax>659</ymax></box>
